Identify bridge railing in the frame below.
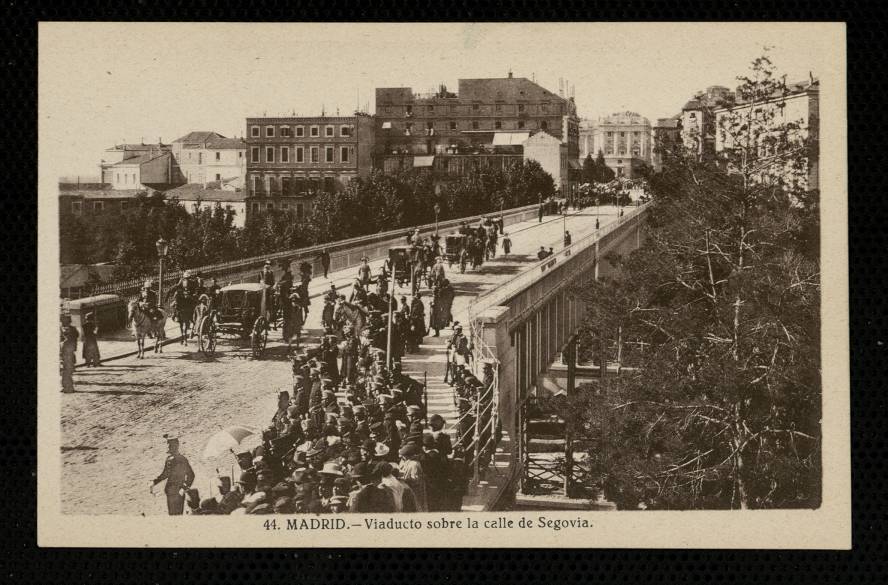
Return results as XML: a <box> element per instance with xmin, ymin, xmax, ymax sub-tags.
<box><xmin>466</xmin><ymin>202</ymin><xmax>650</xmax><ymax>319</ymax></box>
<box><xmin>86</xmin><ymin>203</ymin><xmax>543</xmax><ymax>306</ymax></box>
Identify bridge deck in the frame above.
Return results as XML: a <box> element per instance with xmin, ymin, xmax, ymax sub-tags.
<box><xmin>59</xmin><ymin>206</ymin><xmax>628</xmax><ymax>514</ymax></box>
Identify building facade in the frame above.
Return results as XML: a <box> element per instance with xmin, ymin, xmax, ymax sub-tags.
<box><xmin>100</xmin><ymin>142</ymin><xmax>169</xmax><ymax>185</ymax></box>
<box><xmin>244</xmin><ymin>114</ymin><xmax>376</xmax><ymax>213</ymax></box>
<box><xmin>680</xmin><ymin>85</ymin><xmax>735</xmax><ymax>158</ymax></box>
<box><xmin>651</xmin><ymin>117</ymin><xmax>682</xmax><ymax>172</ymax></box>
<box><xmin>578</xmin><ymin>112</ymin><xmax>652</xmax><ymax>179</ymax></box>
<box><xmin>171</xmin><ymin>131</ymin><xmax>246</xmax><ymax>186</ymax></box>
<box><xmin>373</xmin><ymin>74</ymin><xmax>579</xmax><ymax>193</ymax></box>
<box><xmin>164</xmin><ymin>183</ymin><xmax>249</xmax><ymax>228</ymax></box>
<box><xmin>714</xmin><ymin>80</ymin><xmax>819</xmax><ymax>191</ymax></box>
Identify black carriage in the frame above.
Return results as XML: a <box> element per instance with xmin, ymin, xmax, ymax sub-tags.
<box><xmin>195</xmin><ymin>283</ymin><xmax>270</xmax><ymax>358</ymax></box>
<box><xmin>444</xmin><ymin>234</ymin><xmax>466</xmax><ymax>268</ymax></box>
<box><xmin>388</xmin><ymin>247</ymin><xmax>412</xmax><ymax>287</ymax></box>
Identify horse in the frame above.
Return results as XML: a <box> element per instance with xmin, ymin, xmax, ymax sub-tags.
<box><xmin>127</xmin><ymin>300</ymin><xmax>168</xmax><ymax>359</ymax></box>
<box><xmin>333</xmin><ymin>299</ymin><xmax>368</xmax><ymax>339</ymax></box>
<box><xmin>170</xmin><ymin>290</ymin><xmax>196</xmax><ymax>345</ymax></box>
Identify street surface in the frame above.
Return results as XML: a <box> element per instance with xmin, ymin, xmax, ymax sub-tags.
<box><xmin>60</xmin><ymin>205</ymin><xmax>622</xmax><ymax>514</ymax></box>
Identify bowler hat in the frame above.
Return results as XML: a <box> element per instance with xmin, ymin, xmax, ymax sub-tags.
<box><xmin>319</xmin><ymin>461</ymin><xmax>344</xmax><ymax>477</ymax></box>
<box><xmin>349</xmin><ymin>462</ymin><xmax>372</xmax><ymax>480</ymax></box>
<box><xmin>399</xmin><ymin>444</ymin><xmax>421</xmax><ymax>458</ymax></box>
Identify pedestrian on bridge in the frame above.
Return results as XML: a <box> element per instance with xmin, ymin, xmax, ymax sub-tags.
<box><xmin>563</xmin><ymin>230</ymin><xmax>572</xmax><ymax>248</ymax></box>
<box><xmin>60</xmin><ymin>314</ymin><xmax>78</xmax><ymax>393</ymax></box>
<box><xmin>319</xmin><ymin>248</ymin><xmax>331</xmax><ymax>279</ymax></box>
<box><xmin>502</xmin><ymin>233</ymin><xmax>512</xmax><ymax>255</ymax></box>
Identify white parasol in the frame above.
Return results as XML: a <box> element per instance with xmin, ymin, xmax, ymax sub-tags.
<box><xmin>202</xmin><ymin>425</ymin><xmax>260</xmax><ymax>460</ymax></box>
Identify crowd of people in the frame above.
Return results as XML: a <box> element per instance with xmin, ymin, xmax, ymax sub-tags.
<box><xmin>164</xmin><ymin>344</ymin><xmax>487</xmax><ymax>515</ymax></box>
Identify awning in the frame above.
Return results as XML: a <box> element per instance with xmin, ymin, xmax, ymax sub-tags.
<box><xmin>568</xmin><ymin>160</ymin><xmax>583</xmax><ymax>170</ymax></box>
<box><xmin>492</xmin><ymin>132</ymin><xmax>530</xmax><ymax>146</ymax></box>
<box><xmin>413</xmin><ymin>155</ymin><xmax>435</xmax><ymax>168</ymax></box>
<box><xmin>381</xmin><ymin>122</ymin><xmax>392</xmax><ymax>129</ymax></box>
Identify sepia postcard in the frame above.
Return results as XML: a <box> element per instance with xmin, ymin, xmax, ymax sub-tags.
<box><xmin>38</xmin><ymin>21</ymin><xmax>849</xmax><ymax>548</ymax></box>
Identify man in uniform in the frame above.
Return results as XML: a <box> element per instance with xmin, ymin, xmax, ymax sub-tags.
<box><xmin>150</xmin><ymin>434</ymin><xmax>195</xmax><ymax>515</ymax></box>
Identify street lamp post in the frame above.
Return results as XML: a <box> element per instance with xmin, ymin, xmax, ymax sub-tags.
<box><xmin>156</xmin><ymin>237</ymin><xmax>169</xmax><ymax>307</ymax></box>
<box><xmin>434</xmin><ymin>203</ymin><xmax>440</xmax><ymax>236</ymax></box>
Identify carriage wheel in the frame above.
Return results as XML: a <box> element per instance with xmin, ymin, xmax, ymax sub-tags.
<box><xmin>198</xmin><ymin>316</ymin><xmax>217</xmax><ymax>357</ymax></box>
<box><xmin>251</xmin><ymin>317</ymin><xmax>268</xmax><ymax>359</ymax></box>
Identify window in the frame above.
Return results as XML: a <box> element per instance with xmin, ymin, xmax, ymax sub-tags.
<box><xmin>384</xmin><ymin>106</ymin><xmax>392</xmax><ymax>114</ymax></box>
<box><xmin>238</xmin><ymin>151</ymin><xmax>243</xmax><ymax>158</ymax></box>
<box><xmin>495</xmin><ymin>121</ymin><xmax>502</xmax><ymax>129</ymax></box>
<box><xmin>282</xmin><ymin>202</ymin><xmax>290</xmax><ymax>210</ymax></box>
<box><xmin>518</xmin><ymin>121</ymin><xmax>525</xmax><ymax>129</ymax></box>
<box><xmin>495</xmin><ymin>103</ymin><xmax>502</xmax><ymax>112</ymax></box>
<box><xmin>281</xmin><ymin>146</ymin><xmax>290</xmax><ymax>163</ymax></box>
<box><xmin>296</xmin><ymin>147</ymin><xmax>304</xmax><ymax>163</ymax></box>
<box><xmin>281</xmin><ymin>126</ymin><xmax>291</xmax><ymax>137</ymax></box>
<box><xmin>541</xmin><ymin>102</ymin><xmax>549</xmax><ymax>113</ymax></box>
<box><xmin>266</xmin><ymin>147</ymin><xmax>275</xmax><ymax>163</ymax></box>
<box><xmin>295</xmin><ymin>177</ymin><xmax>306</xmax><ymax>193</ymax></box>
<box><xmin>116</xmin><ymin>173</ymin><xmax>120</xmax><ymax>184</ymax></box>
<box><xmin>251</xmin><ymin>175</ymin><xmax>259</xmax><ymax>193</ymax></box>
<box><xmin>340</xmin><ymin>125</ymin><xmax>351</xmax><ymax>137</ymax></box>
<box><xmin>310</xmin><ymin>146</ymin><xmax>319</xmax><ymax>163</ymax></box>
<box><xmin>251</xmin><ymin>126</ymin><xmax>260</xmax><ymax>137</ymax></box>
<box><xmin>472</xmin><ymin>103</ymin><xmax>480</xmax><ymax>111</ymax></box>
<box><xmin>340</xmin><ymin>146</ymin><xmax>350</xmax><ymax>163</ymax></box>
<box><xmin>282</xmin><ymin>177</ymin><xmax>291</xmax><ymax>194</ymax></box>
<box><xmin>72</xmin><ymin>201</ymin><xmax>82</xmax><ymax>215</ymax></box>
<box><xmin>324</xmin><ymin>177</ymin><xmax>335</xmax><ymax>193</ymax></box>
<box><xmin>120</xmin><ymin>201</ymin><xmax>129</xmax><ymax>211</ymax></box>
<box><xmin>450</xmin><ymin>121</ymin><xmax>457</xmax><ymax>130</ymax></box>
<box><xmin>94</xmin><ymin>201</ymin><xmax>104</xmax><ymax>212</ymax></box>
<box><xmin>296</xmin><ymin>126</ymin><xmax>304</xmax><ymax>137</ymax></box>
<box><xmin>472</xmin><ymin>121</ymin><xmax>479</xmax><ymax>130</ymax></box>
<box><xmin>325</xmin><ymin>146</ymin><xmax>334</xmax><ymax>163</ymax></box>
<box><xmin>406</xmin><ymin>105</ymin><xmax>413</xmax><ymax>116</ymax></box>
<box><xmin>428</xmin><ymin>105</ymin><xmax>434</xmax><ymax>113</ymax></box>
<box><xmin>251</xmin><ymin>202</ymin><xmax>260</xmax><ymax>213</ymax></box>
<box><xmin>266</xmin><ymin>126</ymin><xmax>275</xmax><ymax>137</ymax></box>
<box><xmin>518</xmin><ymin>104</ymin><xmax>526</xmax><ymax>112</ymax></box>
<box><xmin>215</xmin><ymin>173</ymin><xmax>221</xmax><ymax>181</ymax></box>
<box><xmin>296</xmin><ymin>202</ymin><xmax>305</xmax><ymax>219</ymax></box>
<box><xmin>198</xmin><ymin>152</ymin><xmax>203</xmax><ymax>164</ymax></box>
<box><xmin>310</xmin><ymin>177</ymin><xmax>320</xmax><ymax>192</ymax></box>
<box><xmin>251</xmin><ymin>147</ymin><xmax>260</xmax><ymax>163</ymax></box>
<box><xmin>215</xmin><ymin>151</ymin><xmax>221</xmax><ymax>161</ymax></box>
<box><xmin>268</xmin><ymin>176</ymin><xmax>276</xmax><ymax>193</ymax></box>
<box><xmin>325</xmin><ymin>126</ymin><xmax>334</xmax><ymax>137</ymax></box>
<box><xmin>310</xmin><ymin>126</ymin><xmax>319</xmax><ymax>137</ymax></box>
<box><xmin>405</xmin><ymin>122</ymin><xmax>414</xmax><ymax>135</ymax></box>
<box><xmin>266</xmin><ymin>202</ymin><xmax>274</xmax><ymax>210</ymax></box>
<box><xmin>541</xmin><ymin>121</ymin><xmax>549</xmax><ymax>131</ymax></box>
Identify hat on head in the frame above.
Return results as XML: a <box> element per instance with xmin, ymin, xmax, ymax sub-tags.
<box><xmin>422</xmin><ymin>434</ymin><xmax>436</xmax><ymax>449</ymax></box>
<box><xmin>291</xmin><ymin>451</ymin><xmax>308</xmax><ymax>469</ymax></box>
<box><xmin>349</xmin><ymin>462</ymin><xmax>372</xmax><ymax>481</ymax></box>
<box><xmin>319</xmin><ymin>461</ymin><xmax>344</xmax><ymax>477</ymax></box>
<box><xmin>399</xmin><ymin>444</ymin><xmax>421</xmax><ymax>459</ymax></box>
<box><xmin>361</xmin><ymin>438</ymin><xmax>376</xmax><ymax>452</ymax></box>
<box><xmin>374</xmin><ymin>443</ymin><xmax>390</xmax><ymax>458</ymax></box>
<box><xmin>162</xmin><ymin>433</ymin><xmax>179</xmax><ymax>443</ymax></box>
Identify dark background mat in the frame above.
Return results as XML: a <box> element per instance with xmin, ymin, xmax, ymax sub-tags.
<box><xmin>1</xmin><ymin>2</ymin><xmax>883</xmax><ymax>583</ymax></box>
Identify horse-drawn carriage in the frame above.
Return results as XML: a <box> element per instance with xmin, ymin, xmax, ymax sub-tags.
<box><xmin>388</xmin><ymin>247</ymin><xmax>412</xmax><ymax>288</ymax></box>
<box><xmin>444</xmin><ymin>234</ymin><xmax>466</xmax><ymax>268</ymax></box>
<box><xmin>195</xmin><ymin>283</ymin><xmax>270</xmax><ymax>358</ymax></box>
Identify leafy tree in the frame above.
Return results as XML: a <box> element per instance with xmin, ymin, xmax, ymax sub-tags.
<box><xmin>595</xmin><ymin>150</ymin><xmax>616</xmax><ymax>183</ymax></box>
<box><xmin>566</xmin><ymin>54</ymin><xmax>821</xmax><ymax>510</ymax></box>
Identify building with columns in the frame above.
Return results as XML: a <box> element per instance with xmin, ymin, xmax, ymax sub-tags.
<box><xmin>578</xmin><ymin>112</ymin><xmax>652</xmax><ymax>179</ymax></box>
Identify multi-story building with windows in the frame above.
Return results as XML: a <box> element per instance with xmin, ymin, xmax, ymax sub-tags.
<box><xmin>373</xmin><ymin>74</ymin><xmax>579</xmax><ymax>194</ymax></box>
<box><xmin>171</xmin><ymin>131</ymin><xmax>246</xmax><ymax>186</ymax></box>
<box><xmin>244</xmin><ymin>114</ymin><xmax>376</xmax><ymax>219</ymax></box>
<box><xmin>714</xmin><ymin>79</ymin><xmax>819</xmax><ymax>191</ymax></box>
<box><xmin>651</xmin><ymin>117</ymin><xmax>682</xmax><ymax>172</ymax></box>
<box><xmin>579</xmin><ymin>112</ymin><xmax>652</xmax><ymax>179</ymax></box>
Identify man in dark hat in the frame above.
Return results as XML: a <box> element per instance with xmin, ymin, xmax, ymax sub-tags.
<box><xmin>428</xmin><ymin>414</ymin><xmax>452</xmax><ymax>458</ymax></box>
<box><xmin>348</xmin><ymin>462</ymin><xmax>395</xmax><ymax>513</ymax></box>
<box><xmin>422</xmin><ymin>433</ymin><xmax>450</xmax><ymax>512</ymax></box>
<box><xmin>150</xmin><ymin>434</ymin><xmax>195</xmax><ymax>515</ymax></box>
<box><xmin>271</xmin><ymin>390</ymin><xmax>290</xmax><ymax>435</ymax></box>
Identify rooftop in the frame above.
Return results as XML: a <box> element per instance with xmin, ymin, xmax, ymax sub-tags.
<box><xmin>112</xmin><ymin>152</ymin><xmax>168</xmax><ymax>166</ymax></box>
<box><xmin>60</xmin><ymin>189</ymin><xmax>145</xmax><ymax>200</ymax></box>
<box><xmin>165</xmin><ymin>184</ymin><xmax>246</xmax><ymax>202</ymax></box>
<box><xmin>173</xmin><ymin>131</ymin><xmax>227</xmax><ymax>144</ymax></box>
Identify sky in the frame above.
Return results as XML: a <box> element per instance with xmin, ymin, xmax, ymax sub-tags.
<box><xmin>39</xmin><ymin>22</ymin><xmax>841</xmax><ymax>178</ymax></box>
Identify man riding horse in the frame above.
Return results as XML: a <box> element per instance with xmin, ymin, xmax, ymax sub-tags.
<box><xmin>140</xmin><ymin>280</ymin><xmax>163</xmax><ymax>330</ymax></box>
